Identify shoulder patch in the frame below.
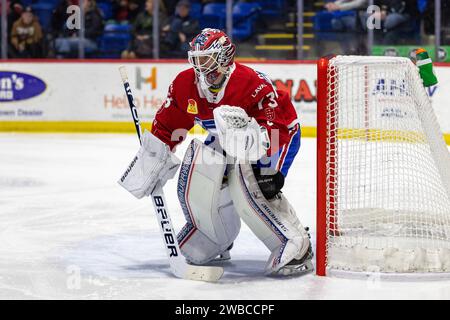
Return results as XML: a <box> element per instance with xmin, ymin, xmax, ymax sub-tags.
<box><xmin>187</xmin><ymin>99</ymin><xmax>198</xmax><ymax>114</ymax></box>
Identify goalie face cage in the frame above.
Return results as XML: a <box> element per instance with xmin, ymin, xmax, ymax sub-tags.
<box><xmin>316</xmin><ymin>56</ymin><xmax>450</xmax><ymax>278</ymax></box>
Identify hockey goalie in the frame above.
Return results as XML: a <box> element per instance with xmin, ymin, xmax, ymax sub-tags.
<box><xmin>119</xmin><ymin>28</ymin><xmax>313</xmax><ymax>276</ymax></box>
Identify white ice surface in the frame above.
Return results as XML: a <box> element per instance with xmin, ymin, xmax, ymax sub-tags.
<box><xmin>1</xmin><ymin>133</ymin><xmax>450</xmax><ymax>300</ymax></box>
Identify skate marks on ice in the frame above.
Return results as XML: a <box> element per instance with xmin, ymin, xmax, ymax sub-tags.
<box><xmin>59</xmin><ymin>229</ymin><xmax>271</xmax><ymax>283</ymax></box>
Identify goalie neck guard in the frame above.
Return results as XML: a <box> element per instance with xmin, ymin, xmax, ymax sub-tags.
<box><xmin>188</xmin><ymin>28</ymin><xmax>236</xmax><ymax>90</ymax></box>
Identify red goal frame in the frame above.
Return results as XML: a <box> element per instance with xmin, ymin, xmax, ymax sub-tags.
<box><xmin>316</xmin><ymin>57</ymin><xmax>337</xmax><ymax>276</ymax></box>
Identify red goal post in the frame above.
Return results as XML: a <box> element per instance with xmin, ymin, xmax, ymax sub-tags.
<box><xmin>316</xmin><ymin>56</ymin><xmax>331</xmax><ymax>276</ymax></box>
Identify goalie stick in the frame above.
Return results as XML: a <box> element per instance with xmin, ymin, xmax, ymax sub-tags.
<box><xmin>118</xmin><ymin>66</ymin><xmax>224</xmax><ymax>282</ymax></box>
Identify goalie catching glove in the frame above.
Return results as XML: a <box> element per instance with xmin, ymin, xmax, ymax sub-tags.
<box><xmin>118</xmin><ymin>130</ymin><xmax>181</xmax><ymax>198</ymax></box>
<box><xmin>213</xmin><ymin>105</ymin><xmax>270</xmax><ymax>161</ymax></box>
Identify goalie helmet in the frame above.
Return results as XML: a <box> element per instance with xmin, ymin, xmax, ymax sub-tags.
<box><xmin>188</xmin><ymin>28</ymin><xmax>236</xmax><ymax>88</ymax></box>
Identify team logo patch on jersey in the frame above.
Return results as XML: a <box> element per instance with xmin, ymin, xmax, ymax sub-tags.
<box><xmin>187</xmin><ymin>99</ymin><xmax>198</xmax><ymax>114</ymax></box>
<box><xmin>264</xmin><ymin>107</ymin><xmax>275</xmax><ymax>121</ymax></box>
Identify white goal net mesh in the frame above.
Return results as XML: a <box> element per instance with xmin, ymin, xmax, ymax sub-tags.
<box><xmin>325</xmin><ymin>56</ymin><xmax>450</xmax><ymax>273</ymax></box>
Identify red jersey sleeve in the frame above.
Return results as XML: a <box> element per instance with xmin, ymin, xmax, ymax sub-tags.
<box><xmin>151</xmin><ymin>78</ymin><xmax>194</xmax><ymax>151</ymax></box>
<box><xmin>249</xmin><ymin>90</ymin><xmax>291</xmax><ymax>156</ymax></box>
<box><xmin>243</xmin><ymin>73</ymin><xmax>292</xmax><ymax>156</ymax></box>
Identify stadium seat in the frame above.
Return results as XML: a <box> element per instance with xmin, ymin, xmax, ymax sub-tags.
<box><xmin>45</xmin><ymin>0</ymin><xmax>60</xmax><ymax>6</ymax></box>
<box><xmin>99</xmin><ymin>23</ymin><xmax>132</xmax><ymax>58</ymax></box>
<box><xmin>27</xmin><ymin>0</ymin><xmax>60</xmax><ymax>7</ymax></box>
<box><xmin>200</xmin><ymin>3</ymin><xmax>226</xmax><ymax>30</ymax></box>
<box><xmin>189</xmin><ymin>3</ymin><xmax>202</xmax><ymax>20</ymax></box>
<box><xmin>232</xmin><ymin>2</ymin><xmax>261</xmax><ymax>41</ymax></box>
<box><xmin>255</xmin><ymin>0</ymin><xmax>284</xmax><ymax>17</ymax></box>
<box><xmin>386</xmin><ymin>17</ymin><xmax>421</xmax><ymax>44</ymax></box>
<box><xmin>233</xmin><ymin>2</ymin><xmax>261</xmax><ymax>17</ymax></box>
<box><xmin>97</xmin><ymin>2</ymin><xmax>114</xmax><ymax>21</ymax></box>
<box><xmin>417</xmin><ymin>0</ymin><xmax>428</xmax><ymax>13</ymax></box>
<box><xmin>104</xmin><ymin>23</ymin><xmax>132</xmax><ymax>33</ymax></box>
<box><xmin>30</xmin><ymin>3</ymin><xmax>54</xmax><ymax>32</ymax></box>
<box><xmin>202</xmin><ymin>3</ymin><xmax>225</xmax><ymax>15</ymax></box>
<box><xmin>98</xmin><ymin>34</ymin><xmax>131</xmax><ymax>58</ymax></box>
<box><xmin>313</xmin><ymin>11</ymin><xmax>332</xmax><ymax>32</ymax></box>
<box><xmin>21</xmin><ymin>0</ymin><xmax>35</xmax><ymax>6</ymax></box>
<box><xmin>313</xmin><ymin>11</ymin><xmax>356</xmax><ymax>45</ymax></box>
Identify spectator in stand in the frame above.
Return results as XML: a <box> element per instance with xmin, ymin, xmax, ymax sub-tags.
<box><xmin>324</xmin><ymin>0</ymin><xmax>368</xmax><ymax>54</ymax></box>
<box><xmin>161</xmin><ymin>0</ymin><xmax>179</xmax><ymax>17</ymax></box>
<box><xmin>6</xmin><ymin>0</ymin><xmax>23</xmax><ymax>31</ymax></box>
<box><xmin>121</xmin><ymin>0</ymin><xmax>167</xmax><ymax>59</ymax></box>
<box><xmin>127</xmin><ymin>0</ymin><xmax>141</xmax><ymax>23</ymax></box>
<box><xmin>54</xmin><ymin>0</ymin><xmax>103</xmax><ymax>58</ymax></box>
<box><xmin>161</xmin><ymin>0</ymin><xmax>199</xmax><ymax>58</ymax></box>
<box><xmin>369</xmin><ymin>0</ymin><xmax>420</xmax><ymax>44</ymax></box>
<box><xmin>325</xmin><ymin>0</ymin><xmax>368</xmax><ymax>32</ymax></box>
<box><xmin>113</xmin><ymin>0</ymin><xmax>130</xmax><ymax>22</ymax></box>
<box><xmin>10</xmin><ymin>6</ymin><xmax>43</xmax><ymax>58</ymax></box>
<box><xmin>1</xmin><ymin>0</ymin><xmax>23</xmax><ymax>49</ymax></box>
<box><xmin>51</xmin><ymin>0</ymin><xmax>80</xmax><ymax>38</ymax></box>
<box><xmin>113</xmin><ymin>0</ymin><xmax>141</xmax><ymax>23</ymax></box>
<box><xmin>3</xmin><ymin>0</ymin><xmax>22</xmax><ymax>25</ymax></box>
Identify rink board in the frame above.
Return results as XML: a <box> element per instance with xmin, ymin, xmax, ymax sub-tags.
<box><xmin>0</xmin><ymin>60</ymin><xmax>448</xmax><ymax>144</ymax></box>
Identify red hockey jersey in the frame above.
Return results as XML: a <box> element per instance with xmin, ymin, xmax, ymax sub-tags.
<box><xmin>151</xmin><ymin>62</ymin><xmax>299</xmax><ymax>156</ymax></box>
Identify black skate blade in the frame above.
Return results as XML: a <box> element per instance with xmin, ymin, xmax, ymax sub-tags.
<box><xmin>270</xmin><ymin>260</ymin><xmax>315</xmax><ymax>277</ymax></box>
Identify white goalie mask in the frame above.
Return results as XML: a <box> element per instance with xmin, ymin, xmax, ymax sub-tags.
<box><xmin>187</xmin><ymin>28</ymin><xmax>236</xmax><ymax>90</ymax></box>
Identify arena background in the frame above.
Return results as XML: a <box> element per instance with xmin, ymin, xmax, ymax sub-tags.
<box><xmin>1</xmin><ymin>0</ymin><xmax>449</xmax><ymax>144</ymax></box>
<box><xmin>0</xmin><ymin>60</ymin><xmax>449</xmax><ymax>145</ymax></box>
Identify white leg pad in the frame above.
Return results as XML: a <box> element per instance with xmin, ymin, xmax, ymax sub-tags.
<box><xmin>177</xmin><ymin>139</ymin><xmax>241</xmax><ymax>265</ymax></box>
<box><xmin>228</xmin><ymin>162</ymin><xmax>311</xmax><ymax>274</ymax></box>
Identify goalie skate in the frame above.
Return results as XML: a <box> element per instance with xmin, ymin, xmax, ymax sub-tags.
<box><xmin>272</xmin><ymin>243</ymin><xmax>314</xmax><ymax>277</ymax></box>
<box><xmin>271</xmin><ymin>228</ymin><xmax>314</xmax><ymax>277</ymax></box>
<box><xmin>212</xmin><ymin>243</ymin><xmax>233</xmax><ymax>262</ymax></box>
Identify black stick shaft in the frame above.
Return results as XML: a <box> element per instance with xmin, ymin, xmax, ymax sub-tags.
<box><xmin>119</xmin><ymin>66</ymin><xmax>143</xmax><ymax>144</ymax></box>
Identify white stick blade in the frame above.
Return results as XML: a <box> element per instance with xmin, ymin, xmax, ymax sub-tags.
<box><xmin>184</xmin><ymin>265</ymin><xmax>224</xmax><ymax>283</ymax></box>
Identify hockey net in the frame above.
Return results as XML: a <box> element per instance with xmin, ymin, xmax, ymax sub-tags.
<box><xmin>316</xmin><ymin>56</ymin><xmax>450</xmax><ymax>277</ymax></box>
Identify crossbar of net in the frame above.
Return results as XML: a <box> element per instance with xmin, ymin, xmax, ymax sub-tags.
<box><xmin>325</xmin><ymin>56</ymin><xmax>450</xmax><ymax>273</ymax></box>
